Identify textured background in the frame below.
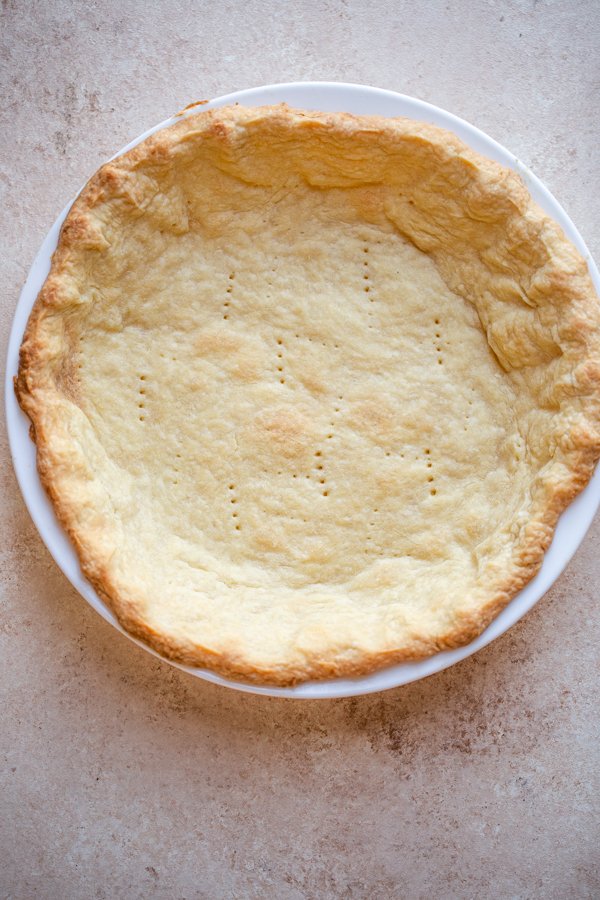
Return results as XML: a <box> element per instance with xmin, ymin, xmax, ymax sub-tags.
<box><xmin>2</xmin><ymin>2</ymin><xmax>599</xmax><ymax>898</ymax></box>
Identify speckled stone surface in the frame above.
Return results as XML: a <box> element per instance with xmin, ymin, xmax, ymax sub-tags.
<box><xmin>1</xmin><ymin>2</ymin><xmax>599</xmax><ymax>898</ymax></box>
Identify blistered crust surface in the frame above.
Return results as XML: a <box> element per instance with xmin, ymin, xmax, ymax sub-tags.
<box><xmin>16</xmin><ymin>104</ymin><xmax>600</xmax><ymax>684</ymax></box>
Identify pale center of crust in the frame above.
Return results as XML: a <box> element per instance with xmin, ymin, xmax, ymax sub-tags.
<box><xmin>77</xmin><ymin>177</ymin><xmax>521</xmax><ymax>590</ymax></box>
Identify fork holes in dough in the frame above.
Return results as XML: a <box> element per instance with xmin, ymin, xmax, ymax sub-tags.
<box><xmin>228</xmin><ymin>484</ymin><xmax>242</xmax><ymax>528</ymax></box>
<box><xmin>224</xmin><ymin>273</ymin><xmax>235</xmax><ymax>321</ymax></box>
<box><xmin>276</xmin><ymin>338</ymin><xmax>287</xmax><ymax>385</ymax></box>
<box><xmin>363</xmin><ymin>246</ymin><xmax>374</xmax><ymax>302</ymax></box>
<box><xmin>137</xmin><ymin>376</ymin><xmax>148</xmax><ymax>419</ymax></box>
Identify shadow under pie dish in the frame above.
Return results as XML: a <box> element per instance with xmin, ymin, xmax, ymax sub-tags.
<box><xmin>15</xmin><ymin>103</ymin><xmax>600</xmax><ymax>686</ymax></box>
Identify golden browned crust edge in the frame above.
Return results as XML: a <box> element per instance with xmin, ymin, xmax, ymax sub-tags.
<box><xmin>15</xmin><ymin>103</ymin><xmax>600</xmax><ymax>686</ymax></box>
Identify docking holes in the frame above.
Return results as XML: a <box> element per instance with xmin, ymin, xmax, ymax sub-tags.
<box><xmin>303</xmin><ymin>448</ymin><xmax>328</xmax><ymax>496</ymax></box>
<box><xmin>223</xmin><ymin>272</ymin><xmax>234</xmax><ymax>320</ymax></box>
<box><xmin>464</xmin><ymin>396</ymin><xmax>473</xmax><ymax>432</ymax></box>
<box><xmin>138</xmin><ymin>374</ymin><xmax>146</xmax><ymax>422</ymax></box>
<box><xmin>424</xmin><ymin>447</ymin><xmax>437</xmax><ymax>496</ymax></box>
<box><xmin>302</xmin><ymin>398</ymin><xmax>343</xmax><ymax>496</ymax></box>
<box><xmin>363</xmin><ymin>245</ymin><xmax>374</xmax><ymax>326</ymax></box>
<box><xmin>276</xmin><ymin>337</ymin><xmax>285</xmax><ymax>385</ymax></box>
<box><xmin>434</xmin><ymin>319</ymin><xmax>443</xmax><ymax>366</ymax></box>
<box><xmin>172</xmin><ymin>452</ymin><xmax>181</xmax><ymax>486</ymax></box>
<box><xmin>314</xmin><ymin>449</ymin><xmax>328</xmax><ymax>497</ymax></box>
<box><xmin>228</xmin><ymin>483</ymin><xmax>241</xmax><ymax>531</ymax></box>
<box><xmin>365</xmin><ymin>507</ymin><xmax>379</xmax><ymax>554</ymax></box>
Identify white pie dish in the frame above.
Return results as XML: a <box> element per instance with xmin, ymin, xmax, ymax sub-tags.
<box><xmin>5</xmin><ymin>81</ymin><xmax>600</xmax><ymax>698</ymax></box>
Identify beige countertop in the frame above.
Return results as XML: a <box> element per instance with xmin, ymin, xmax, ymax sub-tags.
<box><xmin>2</xmin><ymin>2</ymin><xmax>599</xmax><ymax>897</ymax></box>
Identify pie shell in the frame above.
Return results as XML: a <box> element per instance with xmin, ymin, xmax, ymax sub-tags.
<box><xmin>15</xmin><ymin>104</ymin><xmax>600</xmax><ymax>685</ymax></box>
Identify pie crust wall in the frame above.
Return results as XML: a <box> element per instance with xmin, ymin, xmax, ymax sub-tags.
<box><xmin>16</xmin><ymin>105</ymin><xmax>600</xmax><ymax>684</ymax></box>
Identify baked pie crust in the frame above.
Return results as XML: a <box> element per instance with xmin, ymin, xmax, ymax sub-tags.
<box><xmin>16</xmin><ymin>104</ymin><xmax>600</xmax><ymax>684</ymax></box>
